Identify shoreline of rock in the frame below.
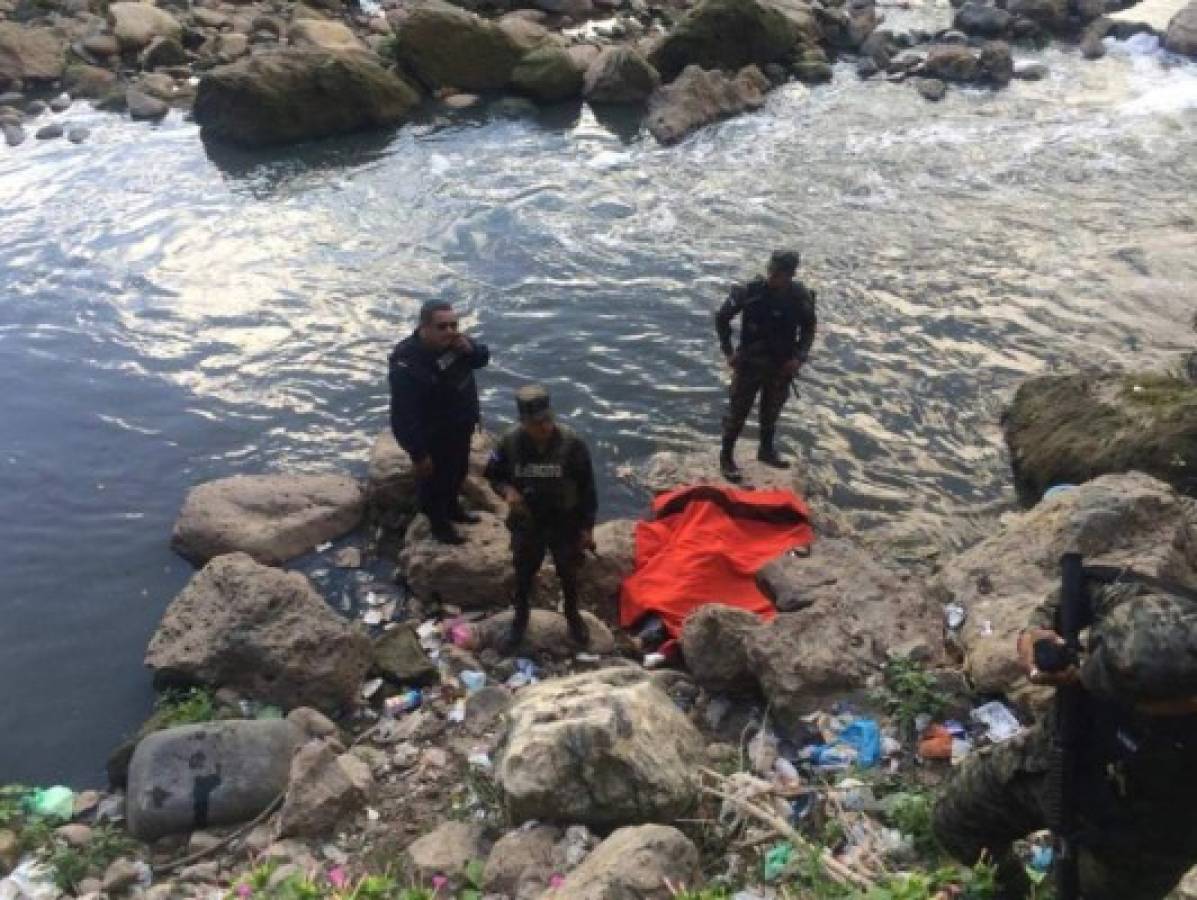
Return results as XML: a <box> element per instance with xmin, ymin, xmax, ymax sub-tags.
<box><xmin>2</xmin><ymin>0</ymin><xmax>1194</xmax><ymax>149</ymax></box>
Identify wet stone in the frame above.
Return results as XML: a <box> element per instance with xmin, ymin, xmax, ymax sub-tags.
<box><xmin>67</xmin><ymin>125</ymin><xmax>90</xmax><ymax>143</ymax></box>
<box><xmin>25</xmin><ymin>99</ymin><xmax>47</xmax><ymax>115</ymax></box>
<box><xmin>35</xmin><ymin>122</ymin><xmax>63</xmax><ymax>139</ymax></box>
<box><xmin>49</xmin><ymin>94</ymin><xmax>70</xmax><ymax>112</ymax></box>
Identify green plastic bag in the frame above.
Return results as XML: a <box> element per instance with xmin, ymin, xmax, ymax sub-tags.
<box><xmin>763</xmin><ymin>842</ymin><xmax>793</xmax><ymax>881</ymax></box>
<box><xmin>28</xmin><ymin>786</ymin><xmax>74</xmax><ymax>821</ymax></box>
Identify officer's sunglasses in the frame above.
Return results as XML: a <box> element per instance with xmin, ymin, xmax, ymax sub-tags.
<box><xmin>435</xmin><ymin>320</ymin><xmax>460</xmax><ymax>331</ymax></box>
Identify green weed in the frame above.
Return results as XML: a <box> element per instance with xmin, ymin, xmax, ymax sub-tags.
<box><xmin>870</xmin><ymin>658</ymin><xmax>950</xmax><ymax>738</ymax></box>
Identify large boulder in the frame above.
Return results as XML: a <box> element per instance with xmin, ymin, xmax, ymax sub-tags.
<box><xmin>511</xmin><ymin>46</ymin><xmax>583</xmax><ymax>102</ymax></box>
<box><xmin>646</xmin><ymin>64</ymin><xmax>771</xmax><ymax>145</ymax></box>
<box><xmin>496</xmin><ymin>667</ymin><xmax>702</xmax><ymax>828</ymax></box>
<box><xmin>583</xmin><ymin>46</ymin><xmax>661</xmax><ymax>104</ymax></box>
<box><xmin>277</xmin><ymin>740</ymin><xmax>374</xmax><ymax>838</ymax></box>
<box><xmin>548</xmin><ymin>825</ymin><xmax>700</xmax><ymax>900</ymax></box>
<box><xmin>749</xmin><ymin>538</ymin><xmax>944</xmax><ymax>727</ymax></box>
<box><xmin>933</xmin><ymin>472</ymin><xmax>1197</xmax><ymax>694</ymax></box>
<box><xmin>109</xmin><ymin>2</ymin><xmax>183</xmax><ymax>51</ymax></box>
<box><xmin>367</xmin><ymin>429</ymin><xmax>500</xmax><ymax>513</ymax></box>
<box><xmin>126</xmin><ymin>720</ymin><xmax>299</xmax><ymax>841</ymax></box>
<box><xmin>394</xmin><ymin>1</ymin><xmax>523</xmax><ymax>91</ymax></box>
<box><xmin>1004</xmin><ymin>374</ymin><xmax>1197</xmax><ymax>503</ymax></box>
<box><xmin>145</xmin><ymin>552</ymin><xmax>372</xmax><ymax>713</ymax></box>
<box><xmin>1166</xmin><ymin>0</ymin><xmax>1197</xmax><ymax>56</ymax></box>
<box><xmin>953</xmin><ymin>2</ymin><xmax>1012</xmax><ymax>36</ymax></box>
<box><xmin>400</xmin><ymin>512</ymin><xmax>524</xmax><ymax>608</ymax></box>
<box><xmin>649</xmin><ymin>0</ymin><xmax>816</xmax><ymax>81</ymax></box>
<box><xmin>193</xmin><ymin>49</ymin><xmax>419</xmax><ymax>148</ymax></box>
<box><xmin>171</xmin><ymin>472</ymin><xmax>365</xmax><ymax>566</ymax></box>
<box><xmin>0</xmin><ymin>24</ymin><xmax>67</xmax><ymax>87</ymax></box>
<box><xmin>1006</xmin><ymin>0</ymin><xmax>1068</xmax><ymax>29</ymax></box>
<box><xmin>680</xmin><ymin>603</ymin><xmax>761</xmax><ymax>694</ymax></box>
<box><xmin>288</xmin><ymin>19</ymin><xmax>364</xmax><ymax>50</ymax></box>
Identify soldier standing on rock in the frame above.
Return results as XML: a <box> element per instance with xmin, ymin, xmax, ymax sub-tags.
<box><xmin>715</xmin><ymin>249</ymin><xmax>818</xmax><ymax>482</ymax></box>
<box><xmin>388</xmin><ymin>300</ymin><xmax>490</xmax><ymax>545</ymax></box>
<box><xmin>484</xmin><ymin>386</ymin><xmax>598</xmax><ymax>654</ymax></box>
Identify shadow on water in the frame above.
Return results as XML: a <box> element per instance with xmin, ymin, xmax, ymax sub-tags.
<box><xmin>200</xmin><ymin>126</ymin><xmax>402</xmax><ymax>190</ymax></box>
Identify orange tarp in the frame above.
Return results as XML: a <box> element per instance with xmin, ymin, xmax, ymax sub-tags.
<box><xmin>618</xmin><ymin>484</ymin><xmax>815</xmax><ymax>638</ymax></box>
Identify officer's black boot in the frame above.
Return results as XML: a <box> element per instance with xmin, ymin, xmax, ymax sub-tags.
<box><xmin>563</xmin><ymin>598</ymin><xmax>590</xmax><ymax>648</ymax></box>
<box><xmin>500</xmin><ymin>599</ymin><xmax>530</xmax><ymax>655</ymax></box>
<box><xmin>449</xmin><ymin>502</ymin><xmax>480</xmax><ymax>525</ymax></box>
<box><xmin>719</xmin><ymin>434</ymin><xmax>742</xmax><ymax>483</ymax></box>
<box><xmin>757</xmin><ymin>428</ymin><xmax>789</xmax><ymax>469</ymax></box>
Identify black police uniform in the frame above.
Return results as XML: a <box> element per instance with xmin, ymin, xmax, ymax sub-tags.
<box><xmin>715</xmin><ymin>275</ymin><xmax>817</xmax><ymax>456</ymax></box>
<box><xmin>484</xmin><ymin>423</ymin><xmax>597</xmax><ymax>644</ymax></box>
<box><xmin>388</xmin><ymin>330</ymin><xmax>490</xmax><ymax>533</ymax></box>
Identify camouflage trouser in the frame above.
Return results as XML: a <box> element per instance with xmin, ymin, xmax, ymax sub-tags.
<box><xmin>932</xmin><ymin>721</ymin><xmax>1196</xmax><ymax>900</ymax></box>
<box><xmin>721</xmin><ymin>364</ymin><xmax>791</xmax><ymax>440</ymax></box>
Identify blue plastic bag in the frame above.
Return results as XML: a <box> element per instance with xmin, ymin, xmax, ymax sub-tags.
<box><xmin>837</xmin><ymin>718</ymin><xmax>882</xmax><ymax>769</ymax></box>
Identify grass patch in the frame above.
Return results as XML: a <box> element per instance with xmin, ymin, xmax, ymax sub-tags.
<box><xmin>149</xmin><ymin>686</ymin><xmax>218</xmax><ymax>730</ymax></box>
<box><xmin>869</xmin><ymin>658</ymin><xmax>950</xmax><ymax>740</ymax></box>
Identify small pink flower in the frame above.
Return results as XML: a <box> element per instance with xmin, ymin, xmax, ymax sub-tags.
<box><xmin>327</xmin><ymin>866</ymin><xmax>349</xmax><ymax>889</ymax></box>
<box><xmin>235</xmin><ymin>885</ymin><xmax>253</xmax><ymax>899</ymax></box>
<box><xmin>431</xmin><ymin>874</ymin><xmax>449</xmax><ymax>894</ymax></box>
<box><xmin>549</xmin><ymin>873</ymin><xmax>565</xmax><ymax>888</ymax></box>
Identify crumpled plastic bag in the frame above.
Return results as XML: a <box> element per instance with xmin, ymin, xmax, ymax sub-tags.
<box><xmin>0</xmin><ymin>858</ymin><xmax>59</xmax><ymax>900</ymax></box>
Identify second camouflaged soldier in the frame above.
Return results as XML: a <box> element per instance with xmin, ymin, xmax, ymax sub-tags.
<box><xmin>715</xmin><ymin>250</ymin><xmax>817</xmax><ymax>482</ymax></box>
<box><xmin>484</xmin><ymin>386</ymin><xmax>598</xmax><ymax>653</ymax></box>
<box><xmin>932</xmin><ymin>567</ymin><xmax>1197</xmax><ymax>900</ymax></box>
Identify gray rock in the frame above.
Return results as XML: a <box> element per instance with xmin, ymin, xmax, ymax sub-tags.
<box><xmin>0</xmin><ymin>24</ymin><xmax>68</xmax><ymax>86</ymax></box>
<box><xmin>646</xmin><ymin>64</ymin><xmax>773</xmax><ymax>145</ymax></box>
<box><xmin>465</xmin><ymin>685</ymin><xmax>511</xmax><ymax>735</ymax></box>
<box><xmin>583</xmin><ymin>46</ymin><xmax>660</xmax><ymax>104</ymax></box>
<box><xmin>407</xmin><ymin>821</ymin><xmax>489</xmax><ymax>884</ymax></box>
<box><xmin>978</xmin><ymin>40</ymin><xmax>1013</xmax><ymax>84</ymax></box>
<box><xmin>1006</xmin><ymin>0</ymin><xmax>1067</xmax><ymax>30</ymax></box>
<box><xmin>679</xmin><ymin>603</ymin><xmax>761</xmax><ymax>693</ymax></box>
<box><xmin>511</xmin><ymin>45</ymin><xmax>584</xmax><ymax>102</ymax></box>
<box><xmin>496</xmin><ymin>667</ymin><xmax>701</xmax><ymax>828</ymax></box>
<box><xmin>922</xmin><ymin>43</ymin><xmax>978</xmax><ymax>81</ymax></box>
<box><xmin>277</xmin><ymin>740</ymin><xmax>374</xmax><ymax>838</ymax></box>
<box><xmin>64</xmin><ymin>63</ymin><xmax>117</xmax><ymax>99</ymax></box>
<box><xmin>289</xmin><ymin>18</ymin><xmax>364</xmax><ymax>50</ymax></box>
<box><xmin>953</xmin><ymin>2</ymin><xmax>1011</xmax><ymax>37</ymax></box>
<box><xmin>286</xmin><ymin>706</ymin><xmax>340</xmax><ymax>742</ymax></box>
<box><xmin>126</xmin><ymin>719</ymin><xmax>299</xmax><ymax>841</ymax></box>
<box><xmin>933</xmin><ymin>472</ymin><xmax>1197</xmax><ymax>694</ymax></box>
<box><xmin>102</xmin><ymin>858</ymin><xmax>145</xmax><ymax>894</ymax></box>
<box><xmin>1166</xmin><ymin>0</ymin><xmax>1197</xmax><ymax>56</ymax></box>
<box><xmin>145</xmin><ymin>552</ymin><xmax>372</xmax><ymax>714</ymax></box>
<box><xmin>110</xmin><ymin>2</ymin><xmax>183</xmax><ymax>51</ymax></box>
<box><xmin>372</xmin><ymin>623</ymin><xmax>439</xmax><ymax>686</ymax></box>
<box><xmin>55</xmin><ymin>824</ymin><xmax>94</xmax><ymax>848</ymax></box>
<box><xmin>171</xmin><ymin>472</ymin><xmax>364</xmax><ymax>566</ymax></box>
<box><xmin>82</xmin><ymin>33</ymin><xmax>121</xmax><ymax>58</ymax></box>
<box><xmin>394</xmin><ymin>1</ymin><xmax>523</xmax><ymax>91</ymax></box>
<box><xmin>24</xmin><ymin>99</ymin><xmax>47</xmax><ymax>116</ymax></box>
<box><xmin>1003</xmin><ymin>373</ymin><xmax>1197</xmax><ymax>503</ymax></box>
<box><xmin>552</xmin><ymin>825</ymin><xmax>699</xmax><ymax>899</ymax></box>
<box><xmin>126</xmin><ymin>88</ymin><xmax>169</xmax><ymax>120</ymax></box>
<box><xmin>140</xmin><ymin>35</ymin><xmax>189</xmax><ymax>69</ymax></box>
<box><xmin>472</xmin><ymin>608</ymin><xmax>615</xmax><ymax>656</ymax></box>
<box><xmin>49</xmin><ymin>94</ymin><xmax>70</xmax><ymax>112</ymax></box>
<box><xmin>752</xmin><ymin>537</ymin><xmax>943</xmax><ymax>728</ymax></box>
<box><xmin>35</xmin><ymin>123</ymin><xmax>63</xmax><ymax>139</ymax></box>
<box><xmin>194</xmin><ymin>49</ymin><xmax>420</xmax><ymax>148</ymax></box>
<box><xmin>483</xmin><ymin>825</ymin><xmax>559</xmax><ymax>896</ymax></box>
<box><xmin>400</xmin><ymin>511</ymin><xmax>524</xmax><ymax>609</ymax></box>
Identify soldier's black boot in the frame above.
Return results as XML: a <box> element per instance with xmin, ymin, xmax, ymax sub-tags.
<box><xmin>719</xmin><ymin>435</ymin><xmax>742</xmax><ymax>483</ymax></box>
<box><xmin>757</xmin><ymin>429</ymin><xmax>789</xmax><ymax>469</ymax></box>
<box><xmin>564</xmin><ymin>602</ymin><xmax>590</xmax><ymax>649</ymax></box>
<box><xmin>429</xmin><ymin>519</ymin><xmax>465</xmax><ymax>545</ymax></box>
<box><xmin>500</xmin><ymin>600</ymin><xmax>530</xmax><ymax>655</ymax></box>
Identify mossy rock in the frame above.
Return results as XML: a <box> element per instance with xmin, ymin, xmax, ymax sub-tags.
<box><xmin>649</xmin><ymin>0</ymin><xmax>817</xmax><ymax>81</ymax></box>
<box><xmin>393</xmin><ymin>0</ymin><xmax>522</xmax><ymax>92</ymax></box>
<box><xmin>511</xmin><ymin>46</ymin><xmax>582</xmax><ymax>102</ymax></box>
<box><xmin>1002</xmin><ymin>373</ymin><xmax>1197</xmax><ymax>504</ymax></box>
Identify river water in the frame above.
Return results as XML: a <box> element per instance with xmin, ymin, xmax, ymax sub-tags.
<box><xmin>1</xmin><ymin>28</ymin><xmax>1194</xmax><ymax>785</ymax></box>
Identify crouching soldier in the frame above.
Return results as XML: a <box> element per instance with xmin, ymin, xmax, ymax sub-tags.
<box><xmin>484</xmin><ymin>386</ymin><xmax>598</xmax><ymax>653</ymax></box>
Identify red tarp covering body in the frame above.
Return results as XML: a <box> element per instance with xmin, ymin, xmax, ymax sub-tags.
<box><xmin>618</xmin><ymin>484</ymin><xmax>815</xmax><ymax>638</ymax></box>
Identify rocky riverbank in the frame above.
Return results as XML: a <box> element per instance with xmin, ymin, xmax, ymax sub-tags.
<box><xmin>1</xmin><ymin>0</ymin><xmax>1195</xmax><ymax>148</ymax></box>
<box><xmin>2</xmin><ymin>369</ymin><xmax>1196</xmax><ymax>898</ymax></box>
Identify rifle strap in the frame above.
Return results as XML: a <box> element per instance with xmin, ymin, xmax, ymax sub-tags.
<box><xmin>1082</xmin><ymin>565</ymin><xmax>1197</xmax><ymax>605</ymax></box>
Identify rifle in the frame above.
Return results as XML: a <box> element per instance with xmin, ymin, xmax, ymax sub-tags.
<box><xmin>1034</xmin><ymin>552</ymin><xmax>1089</xmax><ymax>900</ymax></box>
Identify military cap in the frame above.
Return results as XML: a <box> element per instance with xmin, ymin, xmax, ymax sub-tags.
<box><xmin>768</xmin><ymin>250</ymin><xmax>800</xmax><ymax>274</ymax></box>
<box><xmin>515</xmin><ymin>385</ymin><xmax>553</xmax><ymax>422</ymax></box>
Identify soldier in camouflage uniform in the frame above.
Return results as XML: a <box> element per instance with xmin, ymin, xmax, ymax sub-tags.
<box><xmin>714</xmin><ymin>250</ymin><xmax>818</xmax><ymax>482</ymax></box>
<box><xmin>933</xmin><ymin>569</ymin><xmax>1197</xmax><ymax>899</ymax></box>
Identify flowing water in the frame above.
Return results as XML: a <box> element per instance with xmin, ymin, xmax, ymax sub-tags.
<box><xmin>1</xmin><ymin>28</ymin><xmax>1194</xmax><ymax>785</ymax></box>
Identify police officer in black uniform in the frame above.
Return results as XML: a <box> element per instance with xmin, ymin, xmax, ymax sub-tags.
<box><xmin>715</xmin><ymin>250</ymin><xmax>818</xmax><ymax>482</ymax></box>
<box><xmin>485</xmin><ymin>386</ymin><xmax>598</xmax><ymax>653</ymax></box>
<box><xmin>389</xmin><ymin>300</ymin><xmax>490</xmax><ymax>544</ymax></box>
